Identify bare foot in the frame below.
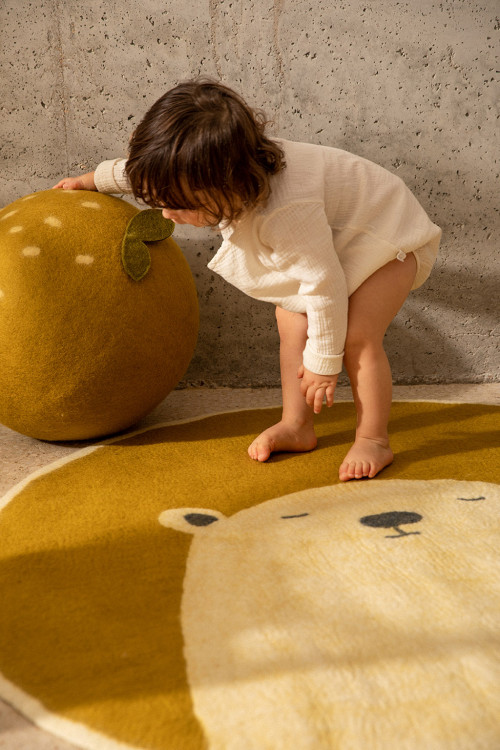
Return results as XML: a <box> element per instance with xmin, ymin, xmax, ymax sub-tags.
<box><xmin>248</xmin><ymin>420</ymin><xmax>317</xmax><ymax>462</ymax></box>
<box><xmin>339</xmin><ymin>436</ymin><xmax>393</xmax><ymax>481</ymax></box>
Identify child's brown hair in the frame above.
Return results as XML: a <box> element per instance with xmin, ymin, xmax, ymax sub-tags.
<box><xmin>125</xmin><ymin>79</ymin><xmax>285</xmax><ymax>225</ymax></box>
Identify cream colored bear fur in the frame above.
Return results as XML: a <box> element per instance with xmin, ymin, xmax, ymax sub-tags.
<box><xmin>160</xmin><ymin>479</ymin><xmax>500</xmax><ymax>750</ymax></box>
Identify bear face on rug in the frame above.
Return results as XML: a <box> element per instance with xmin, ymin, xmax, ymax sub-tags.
<box><xmin>159</xmin><ymin>479</ymin><xmax>500</xmax><ymax>750</ymax></box>
<box><xmin>0</xmin><ymin>190</ymin><xmax>199</xmax><ymax>440</ymax></box>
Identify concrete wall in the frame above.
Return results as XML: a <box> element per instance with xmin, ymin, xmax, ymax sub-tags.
<box><xmin>1</xmin><ymin>0</ymin><xmax>498</xmax><ymax>386</ymax></box>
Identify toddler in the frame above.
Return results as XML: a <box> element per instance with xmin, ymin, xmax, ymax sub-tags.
<box><xmin>54</xmin><ymin>79</ymin><xmax>441</xmax><ymax>481</ymax></box>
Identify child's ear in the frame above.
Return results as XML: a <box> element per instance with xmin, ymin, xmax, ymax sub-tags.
<box><xmin>158</xmin><ymin>508</ymin><xmax>226</xmax><ymax>535</ymax></box>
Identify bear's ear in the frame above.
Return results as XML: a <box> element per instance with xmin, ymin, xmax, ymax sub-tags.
<box><xmin>158</xmin><ymin>508</ymin><xmax>226</xmax><ymax>535</ymax></box>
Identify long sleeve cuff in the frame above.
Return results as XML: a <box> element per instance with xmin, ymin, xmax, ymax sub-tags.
<box><xmin>302</xmin><ymin>342</ymin><xmax>344</xmax><ymax>375</ymax></box>
<box><xmin>94</xmin><ymin>158</ymin><xmax>130</xmax><ymax>194</ymax></box>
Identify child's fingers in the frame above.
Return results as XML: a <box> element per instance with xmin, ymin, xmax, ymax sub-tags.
<box><xmin>313</xmin><ymin>387</ymin><xmax>325</xmax><ymax>414</ymax></box>
<box><xmin>52</xmin><ymin>178</ymin><xmax>81</xmax><ymax>190</ymax></box>
<box><xmin>299</xmin><ymin>374</ymin><xmax>309</xmax><ymax>398</ymax></box>
<box><xmin>300</xmin><ymin>372</ymin><xmax>337</xmax><ymax>412</ymax></box>
<box><xmin>302</xmin><ymin>383</ymin><xmax>313</xmax><ymax>407</ymax></box>
<box><xmin>303</xmin><ymin>384</ymin><xmax>324</xmax><ymax>414</ymax></box>
<box><xmin>52</xmin><ymin>179</ymin><xmax>72</xmax><ymax>189</ymax></box>
<box><xmin>305</xmin><ymin>383</ymin><xmax>335</xmax><ymax>413</ymax></box>
<box><xmin>325</xmin><ymin>385</ymin><xmax>335</xmax><ymax>407</ymax></box>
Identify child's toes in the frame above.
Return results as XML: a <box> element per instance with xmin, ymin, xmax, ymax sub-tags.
<box><xmin>339</xmin><ymin>459</ymin><xmax>371</xmax><ymax>481</ymax></box>
<box><xmin>362</xmin><ymin>461</ymin><xmax>371</xmax><ymax>477</ymax></box>
<box><xmin>351</xmin><ymin>462</ymin><xmax>361</xmax><ymax>479</ymax></box>
<box><xmin>340</xmin><ymin>438</ymin><xmax>393</xmax><ymax>481</ymax></box>
<box><xmin>247</xmin><ymin>440</ymin><xmax>258</xmax><ymax>460</ymax></box>
<box><xmin>354</xmin><ymin>461</ymin><xmax>370</xmax><ymax>479</ymax></box>
<box><xmin>339</xmin><ymin>460</ymin><xmax>355</xmax><ymax>481</ymax></box>
<box><xmin>257</xmin><ymin>445</ymin><xmax>272</xmax><ymax>462</ymax></box>
<box><xmin>248</xmin><ymin>438</ymin><xmax>272</xmax><ymax>462</ymax></box>
<box><xmin>248</xmin><ymin>442</ymin><xmax>259</xmax><ymax>461</ymax></box>
<box><xmin>338</xmin><ymin>461</ymin><xmax>348</xmax><ymax>481</ymax></box>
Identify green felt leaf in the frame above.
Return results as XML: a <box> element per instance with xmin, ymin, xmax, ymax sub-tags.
<box><xmin>122</xmin><ymin>238</ymin><xmax>151</xmax><ymax>282</ymax></box>
<box><xmin>121</xmin><ymin>210</ymin><xmax>175</xmax><ymax>281</ymax></box>
<box><xmin>126</xmin><ymin>209</ymin><xmax>174</xmax><ymax>242</ymax></box>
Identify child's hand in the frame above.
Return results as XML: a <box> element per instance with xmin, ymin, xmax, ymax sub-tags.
<box><xmin>52</xmin><ymin>172</ymin><xmax>96</xmax><ymax>191</ymax></box>
<box><xmin>298</xmin><ymin>365</ymin><xmax>338</xmax><ymax>414</ymax></box>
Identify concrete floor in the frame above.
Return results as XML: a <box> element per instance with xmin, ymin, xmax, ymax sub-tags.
<box><xmin>1</xmin><ymin>384</ymin><xmax>499</xmax><ymax>749</ymax></box>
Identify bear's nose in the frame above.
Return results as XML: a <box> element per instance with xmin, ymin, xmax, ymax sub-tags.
<box><xmin>359</xmin><ymin>511</ymin><xmax>423</xmax><ymax>538</ymax></box>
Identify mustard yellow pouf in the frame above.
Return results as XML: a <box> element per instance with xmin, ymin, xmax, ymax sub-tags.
<box><xmin>0</xmin><ymin>190</ymin><xmax>199</xmax><ymax>440</ymax></box>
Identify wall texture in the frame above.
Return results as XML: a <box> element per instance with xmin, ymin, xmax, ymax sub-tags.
<box><xmin>1</xmin><ymin>0</ymin><xmax>498</xmax><ymax>386</ymax></box>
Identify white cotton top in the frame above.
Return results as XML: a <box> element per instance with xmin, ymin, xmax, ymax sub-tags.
<box><xmin>94</xmin><ymin>140</ymin><xmax>441</xmax><ymax>375</ymax></box>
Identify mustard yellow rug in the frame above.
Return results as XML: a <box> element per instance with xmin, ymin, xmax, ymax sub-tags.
<box><xmin>1</xmin><ymin>401</ymin><xmax>499</xmax><ymax>749</ymax></box>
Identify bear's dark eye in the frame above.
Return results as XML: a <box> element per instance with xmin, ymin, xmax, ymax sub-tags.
<box><xmin>184</xmin><ymin>513</ymin><xmax>219</xmax><ymax>527</ymax></box>
<box><xmin>281</xmin><ymin>513</ymin><xmax>310</xmax><ymax>519</ymax></box>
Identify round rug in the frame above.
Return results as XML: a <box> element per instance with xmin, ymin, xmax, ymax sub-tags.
<box><xmin>0</xmin><ymin>401</ymin><xmax>499</xmax><ymax>749</ymax></box>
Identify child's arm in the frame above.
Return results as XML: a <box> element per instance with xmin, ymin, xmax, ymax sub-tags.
<box><xmin>260</xmin><ymin>203</ymin><xmax>348</xmax><ymax>367</ymax></box>
<box><xmin>52</xmin><ymin>158</ymin><xmax>130</xmax><ymax>194</ymax></box>
<box><xmin>258</xmin><ymin>202</ymin><xmax>348</xmax><ymax>414</ymax></box>
<box><xmin>52</xmin><ymin>172</ymin><xmax>97</xmax><ymax>191</ymax></box>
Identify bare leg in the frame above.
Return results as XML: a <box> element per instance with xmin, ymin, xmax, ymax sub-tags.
<box><xmin>339</xmin><ymin>253</ymin><xmax>417</xmax><ymax>481</ymax></box>
<box><xmin>248</xmin><ymin>308</ymin><xmax>317</xmax><ymax>461</ymax></box>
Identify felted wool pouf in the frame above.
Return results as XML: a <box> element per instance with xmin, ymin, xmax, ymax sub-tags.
<box><xmin>0</xmin><ymin>190</ymin><xmax>199</xmax><ymax>440</ymax></box>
